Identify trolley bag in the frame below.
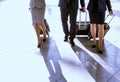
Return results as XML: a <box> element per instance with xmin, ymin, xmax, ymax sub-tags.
<box><xmin>76</xmin><ymin>10</ymin><xmax>90</xmax><ymax>36</ymax></box>
<box><xmin>40</xmin><ymin>19</ymin><xmax>50</xmax><ymax>36</ymax></box>
<box><xmin>88</xmin><ymin>14</ymin><xmax>115</xmax><ymax>40</ymax></box>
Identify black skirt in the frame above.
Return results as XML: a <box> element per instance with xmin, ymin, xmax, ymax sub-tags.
<box><xmin>88</xmin><ymin>11</ymin><xmax>105</xmax><ymax>24</ymax></box>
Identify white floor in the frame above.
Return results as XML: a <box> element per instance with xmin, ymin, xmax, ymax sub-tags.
<box><xmin>0</xmin><ymin>0</ymin><xmax>120</xmax><ymax>82</ymax></box>
<box><xmin>0</xmin><ymin>0</ymin><xmax>95</xmax><ymax>82</ymax></box>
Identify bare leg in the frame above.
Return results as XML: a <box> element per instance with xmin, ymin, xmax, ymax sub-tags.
<box><xmin>90</xmin><ymin>24</ymin><xmax>97</xmax><ymax>47</ymax></box>
<box><xmin>98</xmin><ymin>24</ymin><xmax>104</xmax><ymax>53</ymax></box>
<box><xmin>40</xmin><ymin>23</ymin><xmax>47</xmax><ymax>42</ymax></box>
<box><xmin>34</xmin><ymin>23</ymin><xmax>41</xmax><ymax>47</ymax></box>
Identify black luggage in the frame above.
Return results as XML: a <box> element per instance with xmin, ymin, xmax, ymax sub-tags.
<box><xmin>76</xmin><ymin>11</ymin><xmax>90</xmax><ymax>36</ymax></box>
<box><xmin>40</xmin><ymin>19</ymin><xmax>50</xmax><ymax>36</ymax></box>
<box><xmin>76</xmin><ymin>22</ymin><xmax>90</xmax><ymax>35</ymax></box>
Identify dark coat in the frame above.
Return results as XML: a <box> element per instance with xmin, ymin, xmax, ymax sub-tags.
<box><xmin>58</xmin><ymin>0</ymin><xmax>85</xmax><ymax>9</ymax></box>
<box><xmin>87</xmin><ymin>0</ymin><xmax>112</xmax><ymax>12</ymax></box>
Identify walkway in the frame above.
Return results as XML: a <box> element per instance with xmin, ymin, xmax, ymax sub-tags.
<box><xmin>0</xmin><ymin>0</ymin><xmax>120</xmax><ymax>82</ymax></box>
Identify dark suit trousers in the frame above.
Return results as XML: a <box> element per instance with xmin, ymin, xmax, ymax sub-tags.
<box><xmin>60</xmin><ymin>4</ymin><xmax>77</xmax><ymax>40</ymax></box>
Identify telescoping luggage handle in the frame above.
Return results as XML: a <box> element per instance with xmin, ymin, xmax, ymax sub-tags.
<box><xmin>104</xmin><ymin>14</ymin><xmax>115</xmax><ymax>28</ymax></box>
<box><xmin>78</xmin><ymin>10</ymin><xmax>87</xmax><ymax>29</ymax></box>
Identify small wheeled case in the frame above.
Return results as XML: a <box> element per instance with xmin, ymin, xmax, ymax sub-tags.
<box><xmin>76</xmin><ymin>10</ymin><xmax>90</xmax><ymax>36</ymax></box>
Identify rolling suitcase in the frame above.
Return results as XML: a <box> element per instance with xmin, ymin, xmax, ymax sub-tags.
<box><xmin>76</xmin><ymin>10</ymin><xmax>90</xmax><ymax>36</ymax></box>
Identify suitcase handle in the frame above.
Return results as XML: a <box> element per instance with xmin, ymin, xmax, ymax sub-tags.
<box><xmin>105</xmin><ymin>14</ymin><xmax>115</xmax><ymax>24</ymax></box>
<box><xmin>78</xmin><ymin>10</ymin><xmax>87</xmax><ymax>29</ymax></box>
<box><xmin>104</xmin><ymin>14</ymin><xmax>115</xmax><ymax>28</ymax></box>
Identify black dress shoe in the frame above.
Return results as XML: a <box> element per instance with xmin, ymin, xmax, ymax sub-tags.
<box><xmin>64</xmin><ymin>35</ymin><xmax>68</xmax><ymax>42</ymax></box>
<box><xmin>70</xmin><ymin>41</ymin><xmax>75</xmax><ymax>47</ymax></box>
<box><xmin>43</xmin><ymin>38</ymin><xmax>46</xmax><ymax>42</ymax></box>
<box><xmin>69</xmin><ymin>38</ymin><xmax>75</xmax><ymax>47</ymax></box>
<box><xmin>64</xmin><ymin>38</ymin><xmax>68</xmax><ymax>41</ymax></box>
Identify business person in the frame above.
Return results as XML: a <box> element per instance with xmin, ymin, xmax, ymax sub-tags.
<box><xmin>58</xmin><ymin>0</ymin><xmax>85</xmax><ymax>46</ymax></box>
<box><xmin>87</xmin><ymin>0</ymin><xmax>113</xmax><ymax>53</ymax></box>
<box><xmin>30</xmin><ymin>0</ymin><xmax>47</xmax><ymax>48</ymax></box>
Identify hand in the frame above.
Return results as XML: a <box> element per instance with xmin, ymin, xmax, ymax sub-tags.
<box><xmin>109</xmin><ymin>11</ymin><xmax>114</xmax><ymax>16</ymax></box>
<box><xmin>80</xmin><ymin>7</ymin><xmax>86</xmax><ymax>12</ymax></box>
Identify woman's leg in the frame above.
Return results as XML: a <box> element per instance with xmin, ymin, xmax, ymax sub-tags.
<box><xmin>39</xmin><ymin>23</ymin><xmax>46</xmax><ymax>41</ymax></box>
<box><xmin>90</xmin><ymin>23</ymin><xmax>97</xmax><ymax>47</ymax></box>
<box><xmin>34</xmin><ymin>23</ymin><xmax>41</xmax><ymax>47</ymax></box>
<box><xmin>98</xmin><ymin>24</ymin><xmax>104</xmax><ymax>52</ymax></box>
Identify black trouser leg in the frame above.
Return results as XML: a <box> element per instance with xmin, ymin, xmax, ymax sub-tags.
<box><xmin>60</xmin><ymin>7</ymin><xmax>69</xmax><ymax>36</ymax></box>
<box><xmin>69</xmin><ymin>8</ymin><xmax>77</xmax><ymax>40</ymax></box>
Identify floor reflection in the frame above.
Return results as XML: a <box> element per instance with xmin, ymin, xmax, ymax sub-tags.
<box><xmin>72</xmin><ymin>45</ymin><xmax>88</xmax><ymax>64</ymax></box>
<box><xmin>77</xmin><ymin>37</ymin><xmax>120</xmax><ymax>69</ymax></box>
<box><xmin>0</xmin><ymin>0</ymin><xmax>5</xmax><ymax>2</ymax></box>
<box><xmin>77</xmin><ymin>37</ymin><xmax>99</xmax><ymax>53</ymax></box>
<box><xmin>71</xmin><ymin>41</ymin><xmax>120</xmax><ymax>82</ymax></box>
<box><xmin>40</xmin><ymin>37</ymin><xmax>67</xmax><ymax>82</ymax></box>
<box><xmin>72</xmin><ymin>45</ymin><xmax>98</xmax><ymax>81</ymax></box>
<box><xmin>102</xmin><ymin>40</ymin><xmax>120</xmax><ymax>69</ymax></box>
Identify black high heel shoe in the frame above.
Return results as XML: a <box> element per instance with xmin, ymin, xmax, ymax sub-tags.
<box><xmin>97</xmin><ymin>44</ymin><xmax>103</xmax><ymax>54</ymax></box>
<box><xmin>37</xmin><ymin>44</ymin><xmax>41</xmax><ymax>48</ymax></box>
<box><xmin>92</xmin><ymin>41</ymin><xmax>96</xmax><ymax>48</ymax></box>
<box><xmin>43</xmin><ymin>38</ymin><xmax>46</xmax><ymax>42</ymax></box>
<box><xmin>98</xmin><ymin>49</ymin><xmax>103</xmax><ymax>54</ymax></box>
<box><xmin>37</xmin><ymin>40</ymin><xmax>42</xmax><ymax>48</ymax></box>
<box><xmin>91</xmin><ymin>44</ymin><xmax>96</xmax><ymax>48</ymax></box>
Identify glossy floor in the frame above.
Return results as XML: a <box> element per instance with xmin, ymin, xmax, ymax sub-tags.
<box><xmin>0</xmin><ymin>0</ymin><xmax>120</xmax><ymax>82</ymax></box>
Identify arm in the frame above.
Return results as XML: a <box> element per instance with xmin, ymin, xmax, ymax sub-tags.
<box><xmin>80</xmin><ymin>0</ymin><xmax>86</xmax><ymax>12</ymax></box>
<box><xmin>80</xmin><ymin>0</ymin><xmax>85</xmax><ymax>7</ymax></box>
<box><xmin>106</xmin><ymin>0</ymin><xmax>113</xmax><ymax>15</ymax></box>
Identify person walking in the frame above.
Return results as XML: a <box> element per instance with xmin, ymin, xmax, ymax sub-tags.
<box><xmin>87</xmin><ymin>0</ymin><xmax>114</xmax><ymax>53</ymax></box>
<box><xmin>29</xmin><ymin>0</ymin><xmax>47</xmax><ymax>48</ymax></box>
<box><xmin>58</xmin><ymin>0</ymin><xmax>85</xmax><ymax>46</ymax></box>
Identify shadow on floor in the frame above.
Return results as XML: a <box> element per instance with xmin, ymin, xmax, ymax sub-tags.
<box><xmin>77</xmin><ymin>37</ymin><xmax>120</xmax><ymax>69</ymax></box>
<box><xmin>72</xmin><ymin>38</ymin><xmax>120</xmax><ymax>82</ymax></box>
<box><xmin>39</xmin><ymin>37</ymin><xmax>67</xmax><ymax>82</ymax></box>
